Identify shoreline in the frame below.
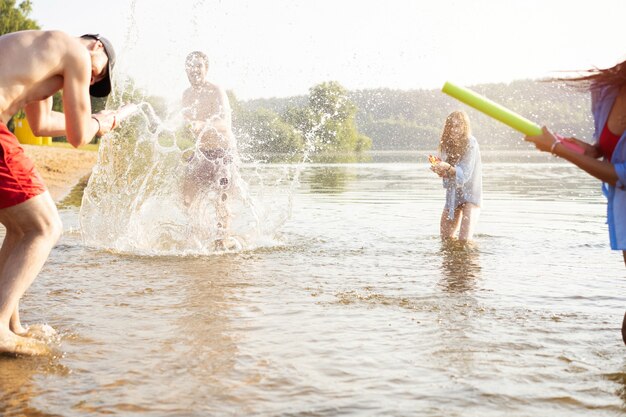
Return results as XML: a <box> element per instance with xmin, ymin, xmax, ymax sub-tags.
<box><xmin>22</xmin><ymin>144</ymin><xmax>98</xmax><ymax>202</ymax></box>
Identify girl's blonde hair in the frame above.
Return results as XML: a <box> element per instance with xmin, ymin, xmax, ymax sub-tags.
<box><xmin>439</xmin><ymin>110</ymin><xmax>471</xmax><ymax>166</ymax></box>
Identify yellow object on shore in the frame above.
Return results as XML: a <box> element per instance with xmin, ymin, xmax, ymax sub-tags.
<box><xmin>13</xmin><ymin>117</ymin><xmax>52</xmax><ymax>145</ymax></box>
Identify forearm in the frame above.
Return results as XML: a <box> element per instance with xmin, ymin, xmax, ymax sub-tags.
<box><xmin>66</xmin><ymin>116</ymin><xmax>103</xmax><ymax>148</ymax></box>
<box><xmin>553</xmin><ymin>142</ymin><xmax>619</xmax><ymax>185</ymax></box>
<box><xmin>29</xmin><ymin>110</ymin><xmax>67</xmax><ymax>137</ymax></box>
<box><xmin>25</xmin><ymin>98</ymin><xmax>67</xmax><ymax>137</ymax></box>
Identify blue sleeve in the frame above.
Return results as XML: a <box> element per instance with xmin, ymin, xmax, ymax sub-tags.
<box><xmin>615</xmin><ymin>161</ymin><xmax>626</xmax><ymax>189</ymax></box>
<box><xmin>454</xmin><ymin>140</ymin><xmax>477</xmax><ymax>187</ymax></box>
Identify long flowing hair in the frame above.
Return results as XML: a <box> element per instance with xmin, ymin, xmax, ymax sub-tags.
<box><xmin>439</xmin><ymin>110</ymin><xmax>471</xmax><ymax>166</ymax></box>
<box><xmin>557</xmin><ymin>59</ymin><xmax>626</xmax><ymax>90</ymax></box>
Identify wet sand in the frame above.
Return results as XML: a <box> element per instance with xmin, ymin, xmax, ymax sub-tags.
<box><xmin>22</xmin><ymin>144</ymin><xmax>97</xmax><ymax>201</ymax></box>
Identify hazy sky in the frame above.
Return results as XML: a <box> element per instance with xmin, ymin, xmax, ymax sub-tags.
<box><xmin>31</xmin><ymin>0</ymin><xmax>626</xmax><ymax>102</ymax></box>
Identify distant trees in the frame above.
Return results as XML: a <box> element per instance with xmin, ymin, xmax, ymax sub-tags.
<box><xmin>288</xmin><ymin>81</ymin><xmax>372</xmax><ymax>153</ymax></box>
<box><xmin>234</xmin><ymin>81</ymin><xmax>371</xmax><ymax>161</ymax></box>
<box><xmin>242</xmin><ymin>80</ymin><xmax>594</xmax><ymax>151</ymax></box>
<box><xmin>235</xmin><ymin>106</ymin><xmax>304</xmax><ymax>161</ymax></box>
<box><xmin>0</xmin><ymin>0</ymin><xmax>39</xmax><ymax>35</ymax></box>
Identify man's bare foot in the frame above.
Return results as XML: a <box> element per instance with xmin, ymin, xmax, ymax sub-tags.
<box><xmin>0</xmin><ymin>328</ymin><xmax>50</xmax><ymax>356</ymax></box>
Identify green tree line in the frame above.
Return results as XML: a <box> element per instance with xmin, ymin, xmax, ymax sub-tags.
<box><xmin>232</xmin><ymin>81</ymin><xmax>372</xmax><ymax>162</ymax></box>
<box><xmin>242</xmin><ymin>79</ymin><xmax>594</xmax><ymax>151</ymax></box>
<box><xmin>0</xmin><ymin>0</ymin><xmax>37</xmax><ymax>34</ymax></box>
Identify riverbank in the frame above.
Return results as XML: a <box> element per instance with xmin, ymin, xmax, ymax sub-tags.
<box><xmin>22</xmin><ymin>144</ymin><xmax>98</xmax><ymax>201</ymax></box>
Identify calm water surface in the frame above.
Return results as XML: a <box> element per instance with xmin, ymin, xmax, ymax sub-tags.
<box><xmin>1</xmin><ymin>153</ymin><xmax>625</xmax><ymax>416</ymax></box>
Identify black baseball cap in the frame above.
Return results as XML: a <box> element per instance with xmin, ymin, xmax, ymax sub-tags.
<box><xmin>81</xmin><ymin>34</ymin><xmax>115</xmax><ymax>97</ymax></box>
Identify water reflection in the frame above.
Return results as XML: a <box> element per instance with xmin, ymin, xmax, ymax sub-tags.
<box><xmin>605</xmin><ymin>371</ymin><xmax>626</xmax><ymax>407</ymax></box>
<box><xmin>175</xmin><ymin>256</ymin><xmax>239</xmax><ymax>382</ymax></box>
<box><xmin>310</xmin><ymin>152</ymin><xmax>371</xmax><ymax>164</ymax></box>
<box><xmin>434</xmin><ymin>241</ymin><xmax>483</xmax><ymax>381</ymax></box>
<box><xmin>307</xmin><ymin>166</ymin><xmax>353</xmax><ymax>194</ymax></box>
<box><xmin>5</xmin><ymin>160</ymin><xmax>623</xmax><ymax>415</ymax></box>
<box><xmin>438</xmin><ymin>240</ymin><xmax>482</xmax><ymax>293</ymax></box>
<box><xmin>0</xmin><ymin>356</ymin><xmax>69</xmax><ymax>416</ymax></box>
<box><xmin>152</xmin><ymin>254</ymin><xmax>249</xmax><ymax>413</ymax></box>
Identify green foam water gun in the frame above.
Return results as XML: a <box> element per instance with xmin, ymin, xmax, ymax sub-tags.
<box><xmin>441</xmin><ymin>81</ymin><xmax>585</xmax><ymax>154</ymax></box>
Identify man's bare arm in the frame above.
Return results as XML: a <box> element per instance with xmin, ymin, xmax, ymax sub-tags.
<box><xmin>24</xmin><ymin>96</ymin><xmax>67</xmax><ymax>137</ymax></box>
<box><xmin>61</xmin><ymin>49</ymin><xmax>100</xmax><ymax>147</ymax></box>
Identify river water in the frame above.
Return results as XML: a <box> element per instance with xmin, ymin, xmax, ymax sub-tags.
<box><xmin>1</xmin><ymin>151</ymin><xmax>625</xmax><ymax>416</ymax></box>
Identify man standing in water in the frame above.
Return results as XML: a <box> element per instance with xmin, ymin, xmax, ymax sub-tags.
<box><xmin>181</xmin><ymin>51</ymin><xmax>238</xmax><ymax>250</ymax></box>
<box><xmin>0</xmin><ymin>30</ymin><xmax>120</xmax><ymax>355</ymax></box>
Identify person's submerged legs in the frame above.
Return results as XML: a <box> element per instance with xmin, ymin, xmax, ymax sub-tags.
<box><xmin>440</xmin><ymin>207</ymin><xmax>462</xmax><ymax>241</ymax></box>
<box><xmin>458</xmin><ymin>203</ymin><xmax>480</xmax><ymax>242</ymax></box>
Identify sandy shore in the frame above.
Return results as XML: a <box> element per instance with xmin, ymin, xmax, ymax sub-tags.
<box><xmin>22</xmin><ymin>144</ymin><xmax>98</xmax><ymax>202</ymax></box>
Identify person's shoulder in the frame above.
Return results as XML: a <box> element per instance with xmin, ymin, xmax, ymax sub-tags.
<box><xmin>41</xmin><ymin>31</ymin><xmax>86</xmax><ymax>58</ymax></box>
<box><xmin>44</xmin><ymin>30</ymin><xmax>72</xmax><ymax>40</ymax></box>
<box><xmin>2</xmin><ymin>29</ymin><xmax>68</xmax><ymax>46</ymax></box>
<box><xmin>207</xmin><ymin>82</ymin><xmax>230</xmax><ymax>101</ymax></box>
<box><xmin>204</xmin><ymin>81</ymin><xmax>223</xmax><ymax>93</ymax></box>
<box><xmin>37</xmin><ymin>30</ymin><xmax>76</xmax><ymax>48</ymax></box>
<box><xmin>24</xmin><ymin>31</ymin><xmax>88</xmax><ymax>68</ymax></box>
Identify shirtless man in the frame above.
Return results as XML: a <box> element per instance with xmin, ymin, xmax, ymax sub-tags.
<box><xmin>181</xmin><ymin>51</ymin><xmax>237</xmax><ymax>248</ymax></box>
<box><xmin>0</xmin><ymin>30</ymin><xmax>121</xmax><ymax>355</ymax></box>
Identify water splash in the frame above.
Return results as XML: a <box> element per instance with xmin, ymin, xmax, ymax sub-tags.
<box><xmin>79</xmin><ymin>102</ymin><xmax>291</xmax><ymax>256</ymax></box>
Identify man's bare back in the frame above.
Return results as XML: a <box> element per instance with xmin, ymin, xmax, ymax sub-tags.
<box><xmin>0</xmin><ymin>30</ymin><xmax>119</xmax><ymax>356</ymax></box>
<box><xmin>0</xmin><ymin>30</ymin><xmax>114</xmax><ymax>146</ymax></box>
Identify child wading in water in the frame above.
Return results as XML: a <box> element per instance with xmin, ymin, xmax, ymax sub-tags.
<box><xmin>430</xmin><ymin>110</ymin><xmax>482</xmax><ymax>242</ymax></box>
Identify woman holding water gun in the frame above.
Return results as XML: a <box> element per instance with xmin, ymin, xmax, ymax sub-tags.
<box><xmin>525</xmin><ymin>62</ymin><xmax>626</xmax><ymax>266</ymax></box>
<box><xmin>524</xmin><ymin>60</ymin><xmax>626</xmax><ymax>344</ymax></box>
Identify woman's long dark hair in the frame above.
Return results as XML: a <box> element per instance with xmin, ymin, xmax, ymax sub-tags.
<box><xmin>558</xmin><ymin>59</ymin><xmax>626</xmax><ymax>89</ymax></box>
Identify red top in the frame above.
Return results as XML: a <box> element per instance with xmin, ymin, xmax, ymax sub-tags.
<box><xmin>598</xmin><ymin>122</ymin><xmax>622</xmax><ymax>162</ymax></box>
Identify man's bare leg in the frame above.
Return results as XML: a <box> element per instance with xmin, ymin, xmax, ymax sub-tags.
<box><xmin>0</xmin><ymin>193</ymin><xmax>62</xmax><ymax>355</ymax></box>
<box><xmin>0</xmin><ymin>226</ymin><xmax>28</xmax><ymax>335</ymax></box>
<box><xmin>9</xmin><ymin>303</ymin><xmax>26</xmax><ymax>335</ymax></box>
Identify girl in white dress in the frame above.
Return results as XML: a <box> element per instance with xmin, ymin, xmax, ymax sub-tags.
<box><xmin>430</xmin><ymin>110</ymin><xmax>482</xmax><ymax>242</ymax></box>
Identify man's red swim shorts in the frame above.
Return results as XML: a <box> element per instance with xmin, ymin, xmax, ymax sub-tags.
<box><xmin>0</xmin><ymin>122</ymin><xmax>46</xmax><ymax>209</ymax></box>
